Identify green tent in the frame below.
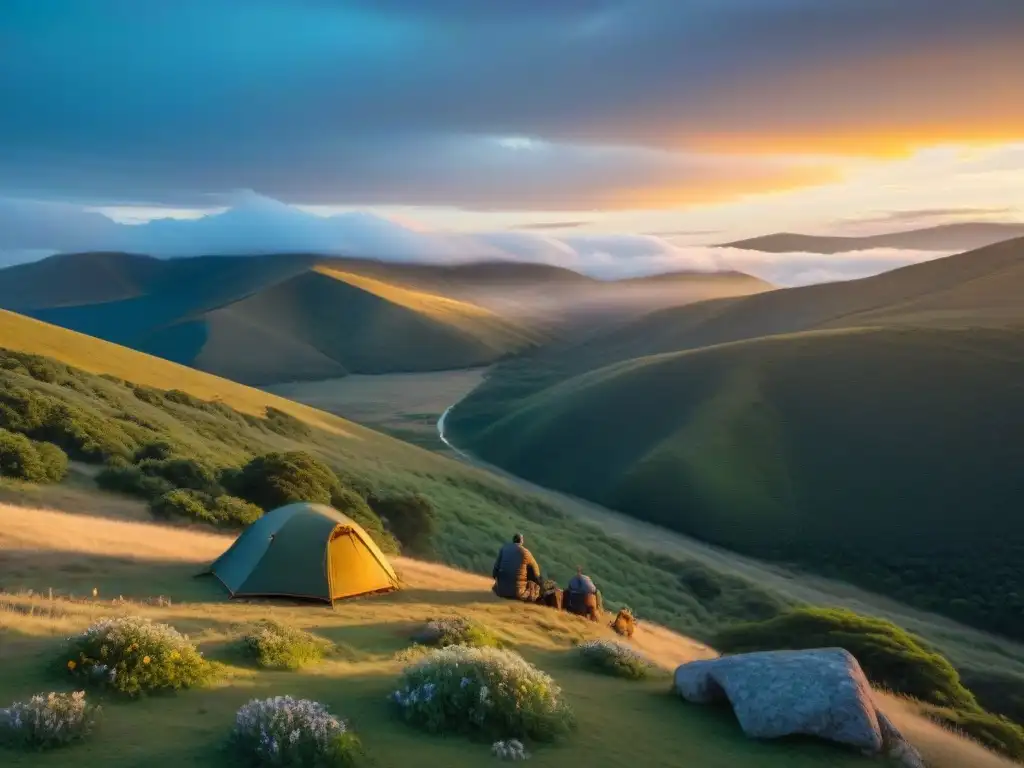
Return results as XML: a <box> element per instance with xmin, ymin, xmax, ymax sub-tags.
<box><xmin>205</xmin><ymin>502</ymin><xmax>400</xmax><ymax>602</ymax></box>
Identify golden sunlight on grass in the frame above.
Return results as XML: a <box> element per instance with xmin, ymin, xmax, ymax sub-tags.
<box><xmin>0</xmin><ymin>500</ymin><xmax>1016</xmax><ymax>767</ymax></box>
<box><xmin>0</xmin><ymin>502</ymin><xmax>230</xmax><ymax>563</ymax></box>
<box><xmin>0</xmin><ymin>310</ymin><xmax>362</xmax><ymax>438</ymax></box>
<box><xmin>315</xmin><ymin>266</ymin><xmax>498</xmax><ymax>320</ymax></box>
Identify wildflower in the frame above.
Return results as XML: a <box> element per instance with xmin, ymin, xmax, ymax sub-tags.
<box><xmin>67</xmin><ymin>660</ymin><xmax>76</xmax><ymax>671</ymax></box>
<box><xmin>142</xmin><ymin>656</ymin><xmax>151</xmax><ymax>665</ymax></box>
<box><xmin>393</xmin><ymin>646</ymin><xmax>573</xmax><ymax>741</ymax></box>
<box><xmin>0</xmin><ymin>691</ymin><xmax>99</xmax><ymax>750</ymax></box>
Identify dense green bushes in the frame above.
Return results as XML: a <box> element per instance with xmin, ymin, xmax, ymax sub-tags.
<box><xmin>0</xmin><ymin>352</ymin><xmax>393</xmax><ymax>542</ymax></box>
<box><xmin>227</xmin><ymin>451</ymin><xmax>341</xmax><ymax>511</ymax></box>
<box><xmin>0</xmin><ymin>428</ymin><xmax>68</xmax><ymax>483</ymax></box>
<box><xmin>226</xmin><ymin>451</ymin><xmax>398</xmax><ymax>551</ymax></box>
<box><xmin>922</xmin><ymin>705</ymin><xmax>1024</xmax><ymax>761</ymax></box>
<box><xmin>151</xmin><ymin>489</ymin><xmax>262</xmax><ymax>527</ymax></box>
<box><xmin>96</xmin><ymin>464</ymin><xmax>174</xmax><ymax>499</ymax></box>
<box><xmin>714</xmin><ymin>608</ymin><xmax>978</xmax><ymax>711</ymax></box>
<box><xmin>0</xmin><ymin>384</ymin><xmax>141</xmax><ymax>461</ymax></box>
<box><xmin>369</xmin><ymin>492</ymin><xmax>436</xmax><ymax>555</ymax></box>
<box><xmin>138</xmin><ymin>456</ymin><xmax>223</xmax><ymax>495</ymax></box>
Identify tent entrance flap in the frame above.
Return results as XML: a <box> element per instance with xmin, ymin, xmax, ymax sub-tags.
<box><xmin>328</xmin><ymin>529</ymin><xmax>397</xmax><ymax>599</ymax></box>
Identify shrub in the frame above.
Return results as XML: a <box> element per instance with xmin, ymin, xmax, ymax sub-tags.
<box><xmin>151</xmin><ymin>489</ymin><xmax>216</xmax><ymax>523</ymax></box>
<box><xmin>229</xmin><ymin>452</ymin><xmax>396</xmax><ymax>549</ymax></box>
<box><xmin>391</xmin><ymin>646</ymin><xmax>574</xmax><ymax>741</ymax></box>
<box><xmin>96</xmin><ymin>464</ymin><xmax>174</xmax><ymax>500</ymax></box>
<box><xmin>243</xmin><ymin>620</ymin><xmax>332</xmax><ymax>670</ymax></box>
<box><xmin>164</xmin><ymin>389</ymin><xmax>208</xmax><ymax>409</ymax></box>
<box><xmin>332</xmin><ymin>487</ymin><xmax>399</xmax><ymax>555</ymax></box>
<box><xmin>960</xmin><ymin>669</ymin><xmax>1024</xmax><ymax>725</ymax></box>
<box><xmin>232</xmin><ymin>696</ymin><xmax>361</xmax><ymax>767</ymax></box>
<box><xmin>33</xmin><ymin>400</ymin><xmax>138</xmax><ymax>462</ymax></box>
<box><xmin>133</xmin><ymin>440</ymin><xmax>176</xmax><ymax>462</ymax></box>
<box><xmin>0</xmin><ymin>349</ymin><xmax>71</xmax><ymax>385</ymax></box>
<box><xmin>263</xmin><ymin>406</ymin><xmax>312</xmax><ymax>439</ymax></box>
<box><xmin>411</xmin><ymin>616</ymin><xmax>500</xmax><ymax>649</ymax></box>
<box><xmin>923</xmin><ymin>705</ymin><xmax>1024</xmax><ymax>761</ymax></box>
<box><xmin>0</xmin><ymin>428</ymin><xmax>68</xmax><ymax>483</ymax></box>
<box><xmin>213</xmin><ymin>495</ymin><xmax>264</xmax><ymax>526</ymax></box>
<box><xmin>61</xmin><ymin>616</ymin><xmax>212</xmax><ymax>696</ymax></box>
<box><xmin>33</xmin><ymin>440</ymin><xmax>69</xmax><ymax>482</ymax></box>
<box><xmin>230</xmin><ymin>451</ymin><xmax>341</xmax><ymax>511</ymax></box>
<box><xmin>713</xmin><ymin>608</ymin><xmax>979</xmax><ymax>711</ymax></box>
<box><xmin>132</xmin><ymin>386</ymin><xmax>164</xmax><ymax>406</ymax></box>
<box><xmin>577</xmin><ymin>639</ymin><xmax>651</xmax><ymax>680</ymax></box>
<box><xmin>0</xmin><ymin>691</ymin><xmax>99</xmax><ymax>750</ymax></box>
<box><xmin>492</xmin><ymin>739</ymin><xmax>530</xmax><ymax>761</ymax></box>
<box><xmin>369</xmin><ymin>492</ymin><xmax>436</xmax><ymax>555</ymax></box>
<box><xmin>138</xmin><ymin>456</ymin><xmax>223</xmax><ymax>495</ymax></box>
<box><xmin>0</xmin><ymin>386</ymin><xmax>51</xmax><ymax>433</ymax></box>
<box><xmin>151</xmin><ymin>489</ymin><xmax>262</xmax><ymax>527</ymax></box>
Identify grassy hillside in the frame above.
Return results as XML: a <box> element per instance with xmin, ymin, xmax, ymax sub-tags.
<box><xmin>13</xmin><ymin>254</ymin><xmax>538</xmax><ymax>385</ymax></box>
<box><xmin>450</xmin><ymin>325</ymin><xmax>1024</xmax><ymax>640</ymax></box>
<box><xmin>3</xmin><ymin>503</ymin><xmax>1010</xmax><ymax>768</ymax></box>
<box><xmin>0</xmin><ymin>309</ymin><xmax>793</xmax><ymax>640</ymax></box>
<box><xmin>0</xmin><ymin>252</ymin><xmax>772</xmax><ymax>384</ymax></box>
<box><xmin>0</xmin><ymin>251</ymin><xmax>164</xmax><ymax>309</ymax></box>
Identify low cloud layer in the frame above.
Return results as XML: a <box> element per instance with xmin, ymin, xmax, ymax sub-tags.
<box><xmin>0</xmin><ymin>193</ymin><xmax>964</xmax><ymax>286</ymax></box>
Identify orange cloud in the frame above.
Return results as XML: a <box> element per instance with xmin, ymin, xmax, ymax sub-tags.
<box><xmin>665</xmin><ymin>42</ymin><xmax>1024</xmax><ymax>158</ymax></box>
<box><xmin>599</xmin><ymin>165</ymin><xmax>843</xmax><ymax>210</ymax></box>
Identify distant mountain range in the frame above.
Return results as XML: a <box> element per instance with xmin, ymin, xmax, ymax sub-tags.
<box><xmin>0</xmin><ymin>251</ymin><xmax>770</xmax><ymax>385</ymax></box>
<box><xmin>0</xmin><ymin>191</ymin><xmax>728</xmax><ymax>278</ymax></box>
<box><xmin>720</xmin><ymin>222</ymin><xmax>1024</xmax><ymax>254</ymax></box>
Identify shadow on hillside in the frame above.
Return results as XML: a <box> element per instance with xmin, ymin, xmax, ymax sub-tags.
<box><xmin>1</xmin><ymin>548</ymin><xmax>226</xmax><ymax>604</ymax></box>
<box><xmin>0</xmin><ymin>478</ymin><xmax>153</xmax><ymax>524</ymax></box>
<box><xmin>385</xmin><ymin>588</ymin><xmax>495</xmax><ymax>607</ymax></box>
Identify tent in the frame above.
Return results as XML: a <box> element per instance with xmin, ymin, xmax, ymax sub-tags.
<box><xmin>204</xmin><ymin>502</ymin><xmax>400</xmax><ymax>602</ymax></box>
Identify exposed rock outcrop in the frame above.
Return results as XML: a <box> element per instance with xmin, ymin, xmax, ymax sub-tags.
<box><xmin>674</xmin><ymin>648</ymin><xmax>925</xmax><ymax>766</ymax></box>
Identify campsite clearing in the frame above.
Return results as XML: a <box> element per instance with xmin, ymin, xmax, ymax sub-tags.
<box><xmin>0</xmin><ymin>500</ymin><xmax>1013</xmax><ymax>768</ymax></box>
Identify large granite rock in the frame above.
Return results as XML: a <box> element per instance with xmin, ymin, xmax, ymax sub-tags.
<box><xmin>674</xmin><ymin>648</ymin><xmax>924</xmax><ymax>765</ymax></box>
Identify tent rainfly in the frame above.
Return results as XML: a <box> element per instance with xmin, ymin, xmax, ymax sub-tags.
<box><xmin>204</xmin><ymin>502</ymin><xmax>400</xmax><ymax>602</ymax></box>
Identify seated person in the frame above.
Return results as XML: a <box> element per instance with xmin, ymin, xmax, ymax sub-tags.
<box><xmin>564</xmin><ymin>566</ymin><xmax>602</xmax><ymax>620</ymax></box>
<box><xmin>491</xmin><ymin>533</ymin><xmax>542</xmax><ymax>602</ymax></box>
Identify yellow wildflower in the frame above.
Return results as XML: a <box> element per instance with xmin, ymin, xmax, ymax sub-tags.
<box><xmin>143</xmin><ymin>656</ymin><xmax>151</xmax><ymax>664</ymax></box>
<box><xmin>67</xmin><ymin>660</ymin><xmax>77</xmax><ymax>670</ymax></box>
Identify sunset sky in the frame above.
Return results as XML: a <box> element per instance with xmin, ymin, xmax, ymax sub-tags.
<box><xmin>0</xmin><ymin>1</ymin><xmax>1021</xmax><ymax>280</ymax></box>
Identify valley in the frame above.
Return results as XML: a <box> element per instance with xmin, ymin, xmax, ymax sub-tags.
<box><xmin>3</xmin><ymin>239</ymin><xmax>1024</xmax><ymax>765</ymax></box>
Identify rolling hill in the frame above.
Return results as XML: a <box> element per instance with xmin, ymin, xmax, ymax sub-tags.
<box><xmin>446</xmin><ymin>238</ymin><xmax>1024</xmax><ymax>639</ymax></box>
<box><xmin>720</xmin><ymin>221</ymin><xmax>1024</xmax><ymax>254</ymax></box>
<box><xmin>0</xmin><ymin>306</ymin><xmax>797</xmax><ymax>639</ymax></box>
<box><xmin>0</xmin><ymin>252</ymin><xmax>771</xmax><ymax>384</ymax></box>
<box><xmin>0</xmin><ymin>253</ymin><xmax>539</xmax><ymax>385</ymax></box>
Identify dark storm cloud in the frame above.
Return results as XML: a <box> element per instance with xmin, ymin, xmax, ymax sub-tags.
<box><xmin>0</xmin><ymin>0</ymin><xmax>1021</xmax><ymax>207</ymax></box>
